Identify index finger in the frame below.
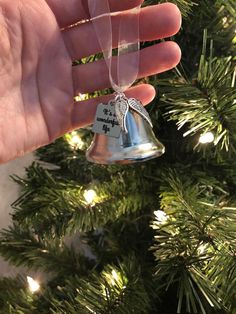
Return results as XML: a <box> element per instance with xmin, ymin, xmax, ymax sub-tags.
<box><xmin>45</xmin><ymin>0</ymin><xmax>144</xmax><ymax>28</ymax></box>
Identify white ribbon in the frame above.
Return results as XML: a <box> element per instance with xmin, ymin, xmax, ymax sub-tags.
<box><xmin>88</xmin><ymin>1</ymin><xmax>141</xmax><ymax>93</ymax></box>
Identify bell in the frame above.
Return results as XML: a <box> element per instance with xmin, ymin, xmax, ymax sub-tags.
<box><xmin>86</xmin><ymin>109</ymin><xmax>165</xmax><ymax>165</ymax></box>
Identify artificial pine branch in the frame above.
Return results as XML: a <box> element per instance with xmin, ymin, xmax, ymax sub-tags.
<box><xmin>206</xmin><ymin>248</ymin><xmax>236</xmax><ymax>309</ymax></box>
<box><xmin>0</xmin><ymin>225</ymin><xmax>91</xmax><ymax>277</ymax></box>
<box><xmin>158</xmin><ymin>31</ymin><xmax>236</xmax><ymax>159</ymax></box>
<box><xmin>11</xmin><ymin>162</ymin><xmax>158</xmax><ymax>236</ymax></box>
<box><xmin>0</xmin><ymin>276</ymin><xmax>37</xmax><ymax>314</ymax></box>
<box><xmin>48</xmin><ymin>257</ymin><xmax>150</xmax><ymax>314</ymax></box>
<box><xmin>151</xmin><ymin>169</ymin><xmax>236</xmax><ymax>313</ymax></box>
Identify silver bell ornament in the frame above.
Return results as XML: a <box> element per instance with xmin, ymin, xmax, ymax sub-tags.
<box><xmin>86</xmin><ymin>95</ymin><xmax>165</xmax><ymax>165</ymax></box>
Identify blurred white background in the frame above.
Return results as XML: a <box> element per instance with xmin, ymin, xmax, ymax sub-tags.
<box><xmin>0</xmin><ymin>154</ymin><xmax>34</xmax><ymax>276</ymax></box>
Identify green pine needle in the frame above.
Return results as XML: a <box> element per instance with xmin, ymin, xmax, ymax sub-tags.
<box><xmin>151</xmin><ymin>169</ymin><xmax>236</xmax><ymax>313</ymax></box>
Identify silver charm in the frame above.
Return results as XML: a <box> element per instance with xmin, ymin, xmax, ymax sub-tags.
<box><xmin>114</xmin><ymin>94</ymin><xmax>153</xmax><ymax>132</ymax></box>
<box><xmin>115</xmin><ymin>98</ymin><xmax>129</xmax><ymax>133</ymax></box>
<box><xmin>128</xmin><ymin>98</ymin><xmax>153</xmax><ymax>128</ymax></box>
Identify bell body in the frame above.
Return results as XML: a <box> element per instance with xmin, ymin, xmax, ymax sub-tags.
<box><xmin>86</xmin><ymin>109</ymin><xmax>165</xmax><ymax>165</ymax></box>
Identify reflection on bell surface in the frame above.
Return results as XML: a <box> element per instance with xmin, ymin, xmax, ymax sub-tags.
<box><xmin>86</xmin><ymin>109</ymin><xmax>165</xmax><ymax>165</ymax></box>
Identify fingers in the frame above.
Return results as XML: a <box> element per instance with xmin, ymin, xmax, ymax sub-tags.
<box><xmin>63</xmin><ymin>3</ymin><xmax>181</xmax><ymax>60</ymax></box>
<box><xmin>73</xmin><ymin>42</ymin><xmax>181</xmax><ymax>94</ymax></box>
<box><xmin>71</xmin><ymin>84</ymin><xmax>156</xmax><ymax>128</ymax></box>
<box><xmin>46</xmin><ymin>0</ymin><xmax>144</xmax><ymax>28</ymax></box>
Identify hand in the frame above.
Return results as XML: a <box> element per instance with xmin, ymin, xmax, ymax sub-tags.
<box><xmin>0</xmin><ymin>0</ymin><xmax>181</xmax><ymax>163</ymax></box>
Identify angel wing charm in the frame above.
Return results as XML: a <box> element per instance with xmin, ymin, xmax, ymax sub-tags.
<box><xmin>115</xmin><ymin>98</ymin><xmax>129</xmax><ymax>133</ymax></box>
<box><xmin>128</xmin><ymin>98</ymin><xmax>153</xmax><ymax>128</ymax></box>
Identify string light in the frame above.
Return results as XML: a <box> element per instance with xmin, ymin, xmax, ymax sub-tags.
<box><xmin>84</xmin><ymin>189</ymin><xmax>97</xmax><ymax>205</ymax></box>
<box><xmin>74</xmin><ymin>93</ymin><xmax>87</xmax><ymax>102</ymax></box>
<box><xmin>108</xmin><ymin>269</ymin><xmax>120</xmax><ymax>286</ymax></box>
<box><xmin>199</xmin><ymin>132</ymin><xmax>215</xmax><ymax>144</ymax></box>
<box><xmin>111</xmin><ymin>270</ymin><xmax>119</xmax><ymax>281</ymax></box>
<box><xmin>111</xmin><ymin>269</ymin><xmax>126</xmax><ymax>290</ymax></box>
<box><xmin>67</xmin><ymin>132</ymin><xmax>84</xmax><ymax>149</ymax></box>
<box><xmin>154</xmin><ymin>210</ymin><xmax>168</xmax><ymax>225</ymax></box>
<box><xmin>27</xmin><ymin>276</ymin><xmax>40</xmax><ymax>293</ymax></box>
<box><xmin>197</xmin><ymin>243</ymin><xmax>208</xmax><ymax>255</ymax></box>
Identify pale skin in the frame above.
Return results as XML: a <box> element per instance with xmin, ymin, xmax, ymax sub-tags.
<box><xmin>0</xmin><ymin>0</ymin><xmax>181</xmax><ymax>164</ymax></box>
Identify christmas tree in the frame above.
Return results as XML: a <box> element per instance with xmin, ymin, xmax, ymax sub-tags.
<box><xmin>0</xmin><ymin>0</ymin><xmax>235</xmax><ymax>313</ymax></box>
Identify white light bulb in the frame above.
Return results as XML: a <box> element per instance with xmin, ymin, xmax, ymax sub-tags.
<box><xmin>109</xmin><ymin>269</ymin><xmax>119</xmax><ymax>286</ymax></box>
<box><xmin>84</xmin><ymin>189</ymin><xmax>97</xmax><ymax>204</ymax></box>
<box><xmin>69</xmin><ymin>134</ymin><xmax>84</xmax><ymax>149</ymax></box>
<box><xmin>27</xmin><ymin>276</ymin><xmax>40</xmax><ymax>293</ymax></box>
<box><xmin>197</xmin><ymin>244</ymin><xmax>208</xmax><ymax>255</ymax></box>
<box><xmin>74</xmin><ymin>93</ymin><xmax>87</xmax><ymax>102</ymax></box>
<box><xmin>154</xmin><ymin>210</ymin><xmax>168</xmax><ymax>224</ymax></box>
<box><xmin>199</xmin><ymin>132</ymin><xmax>215</xmax><ymax>144</ymax></box>
<box><xmin>111</xmin><ymin>270</ymin><xmax>119</xmax><ymax>281</ymax></box>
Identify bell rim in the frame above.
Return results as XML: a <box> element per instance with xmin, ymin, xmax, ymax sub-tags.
<box><xmin>86</xmin><ymin>145</ymin><xmax>165</xmax><ymax>165</ymax></box>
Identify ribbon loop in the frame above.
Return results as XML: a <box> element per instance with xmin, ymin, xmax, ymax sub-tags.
<box><xmin>88</xmin><ymin>1</ymin><xmax>141</xmax><ymax>93</ymax></box>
